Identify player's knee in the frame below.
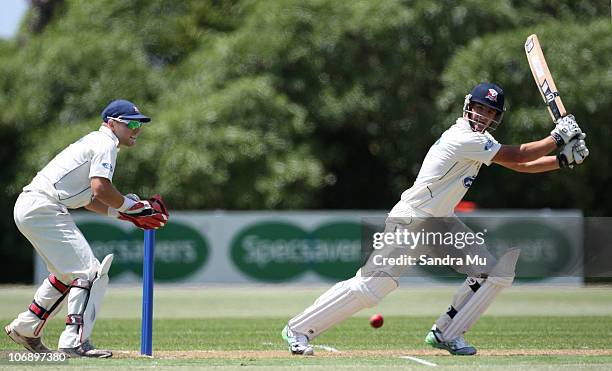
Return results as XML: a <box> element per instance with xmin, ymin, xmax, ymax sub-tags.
<box><xmin>486</xmin><ymin>274</ymin><xmax>514</xmax><ymax>288</ymax></box>
<box><xmin>349</xmin><ymin>272</ymin><xmax>398</xmax><ymax>307</ymax></box>
<box><xmin>69</xmin><ymin>265</ymin><xmax>99</xmax><ymax>283</ymax></box>
<box><xmin>486</xmin><ymin>248</ymin><xmax>520</xmax><ymax>288</ymax></box>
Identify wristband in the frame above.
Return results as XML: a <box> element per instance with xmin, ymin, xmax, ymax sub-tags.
<box><xmin>551</xmin><ymin>133</ymin><xmax>564</xmax><ymax>147</ymax></box>
<box><xmin>116</xmin><ymin>196</ymin><xmax>137</xmax><ymax>212</ymax></box>
<box><xmin>107</xmin><ymin>207</ymin><xmax>119</xmax><ymax>218</ymax></box>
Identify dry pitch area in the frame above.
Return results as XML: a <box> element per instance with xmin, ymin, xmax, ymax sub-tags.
<box><xmin>1</xmin><ymin>285</ymin><xmax>611</xmax><ymax>370</ymax></box>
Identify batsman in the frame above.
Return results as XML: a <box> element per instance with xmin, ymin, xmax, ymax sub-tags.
<box><xmin>283</xmin><ymin>82</ymin><xmax>589</xmax><ymax>356</ymax></box>
<box><xmin>5</xmin><ymin>100</ymin><xmax>169</xmax><ymax>358</ymax></box>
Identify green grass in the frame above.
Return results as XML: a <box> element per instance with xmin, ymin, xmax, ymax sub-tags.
<box><xmin>2</xmin><ymin>316</ymin><xmax>611</xmax><ymax>351</ymax></box>
<box><xmin>1</xmin><ymin>286</ymin><xmax>611</xmax><ymax>369</ymax></box>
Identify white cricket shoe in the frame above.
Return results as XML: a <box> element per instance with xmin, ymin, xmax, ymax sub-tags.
<box><xmin>282</xmin><ymin>325</ymin><xmax>314</xmax><ymax>355</ymax></box>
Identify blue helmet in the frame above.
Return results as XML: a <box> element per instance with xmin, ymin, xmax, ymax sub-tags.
<box><xmin>463</xmin><ymin>82</ymin><xmax>505</xmax><ymax>132</ymax></box>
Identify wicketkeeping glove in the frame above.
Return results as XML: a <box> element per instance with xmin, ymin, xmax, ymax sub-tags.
<box><xmin>107</xmin><ymin>194</ymin><xmax>140</xmax><ymax>218</ymax></box>
<box><xmin>551</xmin><ymin>114</ymin><xmax>582</xmax><ymax>146</ymax></box>
<box><xmin>118</xmin><ymin>194</ymin><xmax>169</xmax><ymax>230</ymax></box>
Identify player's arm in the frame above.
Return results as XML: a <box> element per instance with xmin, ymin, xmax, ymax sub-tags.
<box><xmin>496</xmin><ymin>134</ymin><xmax>589</xmax><ymax>173</ymax></box>
<box><xmin>83</xmin><ymin>197</ymin><xmax>111</xmax><ymax>215</ymax></box>
<box><xmin>493</xmin><ymin>114</ymin><xmax>584</xmax><ymax>164</ymax></box>
<box><xmin>90</xmin><ymin>177</ymin><xmax>169</xmax><ymax>229</ymax></box>
<box><xmin>495</xmin><ymin>155</ymin><xmax>559</xmax><ymax>173</ymax></box>
<box><xmin>492</xmin><ymin>137</ymin><xmax>557</xmax><ymax>163</ymax></box>
<box><xmin>90</xmin><ymin>176</ymin><xmax>126</xmax><ymax>209</ymax></box>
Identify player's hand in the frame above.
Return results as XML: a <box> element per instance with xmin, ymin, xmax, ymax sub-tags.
<box><xmin>551</xmin><ymin>114</ymin><xmax>581</xmax><ymax>146</ymax></box>
<box><xmin>557</xmin><ymin>133</ymin><xmax>586</xmax><ymax>169</ymax></box>
<box><xmin>108</xmin><ymin>194</ymin><xmax>141</xmax><ymax>218</ymax></box>
<box><xmin>572</xmin><ymin>134</ymin><xmax>589</xmax><ymax>165</ymax></box>
<box><xmin>118</xmin><ymin>194</ymin><xmax>169</xmax><ymax>230</ymax></box>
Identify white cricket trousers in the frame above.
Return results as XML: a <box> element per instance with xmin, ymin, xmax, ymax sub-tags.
<box><xmin>11</xmin><ymin>191</ymin><xmax>100</xmax><ymax>347</ymax></box>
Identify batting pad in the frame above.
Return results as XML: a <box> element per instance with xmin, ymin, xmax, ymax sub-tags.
<box><xmin>10</xmin><ymin>275</ymin><xmax>70</xmax><ymax>338</ymax></box>
<box><xmin>288</xmin><ymin>269</ymin><xmax>397</xmax><ymax>339</ymax></box>
<box><xmin>435</xmin><ymin>276</ymin><xmax>484</xmax><ymax>332</ymax></box>
<box><xmin>82</xmin><ymin>254</ymin><xmax>113</xmax><ymax>341</ymax></box>
<box><xmin>442</xmin><ymin>249</ymin><xmax>520</xmax><ymax>341</ymax></box>
<box><xmin>58</xmin><ymin>254</ymin><xmax>113</xmax><ymax>348</ymax></box>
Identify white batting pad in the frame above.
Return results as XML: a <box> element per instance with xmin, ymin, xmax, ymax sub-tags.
<box><xmin>10</xmin><ymin>276</ymin><xmax>70</xmax><ymax>338</ymax></box>
<box><xmin>288</xmin><ymin>270</ymin><xmax>397</xmax><ymax>339</ymax></box>
<box><xmin>435</xmin><ymin>276</ymin><xmax>484</xmax><ymax>332</ymax></box>
<box><xmin>81</xmin><ymin>254</ymin><xmax>113</xmax><ymax>341</ymax></box>
<box><xmin>441</xmin><ymin>249</ymin><xmax>520</xmax><ymax>341</ymax></box>
<box><xmin>58</xmin><ymin>254</ymin><xmax>113</xmax><ymax>348</ymax></box>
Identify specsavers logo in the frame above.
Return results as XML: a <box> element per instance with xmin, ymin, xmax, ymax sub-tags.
<box><xmin>79</xmin><ymin>222</ymin><xmax>209</xmax><ymax>281</ymax></box>
<box><xmin>230</xmin><ymin>221</ymin><xmax>363</xmax><ymax>282</ymax></box>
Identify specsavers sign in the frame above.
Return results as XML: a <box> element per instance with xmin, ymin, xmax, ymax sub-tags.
<box><xmin>34</xmin><ymin>211</ymin><xmax>582</xmax><ymax>284</ymax></box>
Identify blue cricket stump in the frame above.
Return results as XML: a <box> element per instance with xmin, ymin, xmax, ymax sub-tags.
<box><xmin>141</xmin><ymin>229</ymin><xmax>156</xmax><ymax>356</ymax></box>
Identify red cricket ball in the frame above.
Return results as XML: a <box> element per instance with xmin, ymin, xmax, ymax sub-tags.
<box><xmin>369</xmin><ymin>314</ymin><xmax>384</xmax><ymax>328</ymax></box>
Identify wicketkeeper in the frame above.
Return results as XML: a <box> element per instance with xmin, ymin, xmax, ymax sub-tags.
<box><xmin>283</xmin><ymin>82</ymin><xmax>589</xmax><ymax>356</ymax></box>
<box><xmin>5</xmin><ymin>100</ymin><xmax>169</xmax><ymax>358</ymax></box>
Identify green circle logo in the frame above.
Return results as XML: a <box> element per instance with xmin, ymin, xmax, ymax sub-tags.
<box><xmin>230</xmin><ymin>222</ymin><xmax>309</xmax><ymax>282</ymax></box>
<box><xmin>409</xmin><ymin>218</ymin><xmax>574</xmax><ymax>282</ymax></box>
<box><xmin>489</xmin><ymin>220</ymin><xmax>573</xmax><ymax>280</ymax></box>
<box><xmin>230</xmin><ymin>221</ymin><xmax>363</xmax><ymax>282</ymax></box>
<box><xmin>310</xmin><ymin>222</ymin><xmax>362</xmax><ymax>280</ymax></box>
<box><xmin>80</xmin><ymin>221</ymin><xmax>209</xmax><ymax>282</ymax></box>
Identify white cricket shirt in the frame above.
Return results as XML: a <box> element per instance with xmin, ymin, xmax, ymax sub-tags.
<box><xmin>23</xmin><ymin>126</ymin><xmax>119</xmax><ymax>209</ymax></box>
<box><xmin>389</xmin><ymin>118</ymin><xmax>501</xmax><ymax>217</ymax></box>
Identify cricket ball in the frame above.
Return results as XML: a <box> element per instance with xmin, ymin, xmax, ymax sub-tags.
<box><xmin>369</xmin><ymin>314</ymin><xmax>384</xmax><ymax>328</ymax></box>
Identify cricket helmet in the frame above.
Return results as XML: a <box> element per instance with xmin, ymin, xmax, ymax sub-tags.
<box><xmin>463</xmin><ymin>82</ymin><xmax>505</xmax><ymax>132</ymax></box>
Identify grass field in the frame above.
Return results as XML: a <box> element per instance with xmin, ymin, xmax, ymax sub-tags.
<box><xmin>1</xmin><ymin>285</ymin><xmax>611</xmax><ymax>370</ymax></box>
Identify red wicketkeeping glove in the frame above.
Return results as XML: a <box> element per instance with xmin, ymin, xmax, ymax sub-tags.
<box><xmin>118</xmin><ymin>194</ymin><xmax>169</xmax><ymax>230</ymax></box>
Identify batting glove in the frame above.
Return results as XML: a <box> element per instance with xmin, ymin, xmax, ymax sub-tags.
<box><xmin>557</xmin><ymin>133</ymin><xmax>587</xmax><ymax>169</ymax></box>
<box><xmin>551</xmin><ymin>114</ymin><xmax>581</xmax><ymax>146</ymax></box>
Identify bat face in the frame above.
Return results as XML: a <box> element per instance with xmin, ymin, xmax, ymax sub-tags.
<box><xmin>524</xmin><ymin>34</ymin><xmax>567</xmax><ymax>122</ymax></box>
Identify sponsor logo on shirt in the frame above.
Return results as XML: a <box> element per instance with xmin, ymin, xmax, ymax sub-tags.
<box><xmin>102</xmin><ymin>163</ymin><xmax>114</xmax><ymax>172</ymax></box>
<box><xmin>463</xmin><ymin>176</ymin><xmax>476</xmax><ymax>188</ymax></box>
<box><xmin>484</xmin><ymin>139</ymin><xmax>494</xmax><ymax>151</ymax></box>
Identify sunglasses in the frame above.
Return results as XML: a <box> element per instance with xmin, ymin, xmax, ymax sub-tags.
<box><xmin>110</xmin><ymin>117</ymin><xmax>144</xmax><ymax>130</ymax></box>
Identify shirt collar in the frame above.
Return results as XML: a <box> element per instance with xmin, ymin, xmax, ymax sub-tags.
<box><xmin>457</xmin><ymin>117</ymin><xmax>470</xmax><ymax>127</ymax></box>
<box><xmin>99</xmin><ymin>125</ymin><xmax>120</xmax><ymax>147</ymax></box>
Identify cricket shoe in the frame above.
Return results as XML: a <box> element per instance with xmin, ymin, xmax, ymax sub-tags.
<box><xmin>425</xmin><ymin>325</ymin><xmax>477</xmax><ymax>356</ymax></box>
<box><xmin>59</xmin><ymin>340</ymin><xmax>112</xmax><ymax>358</ymax></box>
<box><xmin>282</xmin><ymin>325</ymin><xmax>314</xmax><ymax>355</ymax></box>
<box><xmin>5</xmin><ymin>324</ymin><xmax>52</xmax><ymax>353</ymax></box>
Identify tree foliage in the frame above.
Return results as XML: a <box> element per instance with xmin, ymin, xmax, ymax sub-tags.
<box><xmin>2</xmin><ymin>0</ymin><xmax>609</xmax><ymax>212</ymax></box>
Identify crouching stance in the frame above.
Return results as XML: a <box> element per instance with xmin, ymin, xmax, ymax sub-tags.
<box><xmin>283</xmin><ymin>82</ymin><xmax>589</xmax><ymax>356</ymax></box>
<box><xmin>6</xmin><ymin>100</ymin><xmax>169</xmax><ymax>358</ymax></box>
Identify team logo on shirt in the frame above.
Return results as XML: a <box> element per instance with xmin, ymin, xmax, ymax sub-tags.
<box><xmin>463</xmin><ymin>176</ymin><xmax>476</xmax><ymax>188</ymax></box>
<box><xmin>486</xmin><ymin>89</ymin><xmax>498</xmax><ymax>102</ymax></box>
<box><xmin>484</xmin><ymin>139</ymin><xmax>494</xmax><ymax>150</ymax></box>
<box><xmin>102</xmin><ymin>163</ymin><xmax>114</xmax><ymax>172</ymax></box>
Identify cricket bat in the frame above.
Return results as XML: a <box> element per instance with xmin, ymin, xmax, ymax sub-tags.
<box><xmin>524</xmin><ymin>34</ymin><xmax>567</xmax><ymax>122</ymax></box>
